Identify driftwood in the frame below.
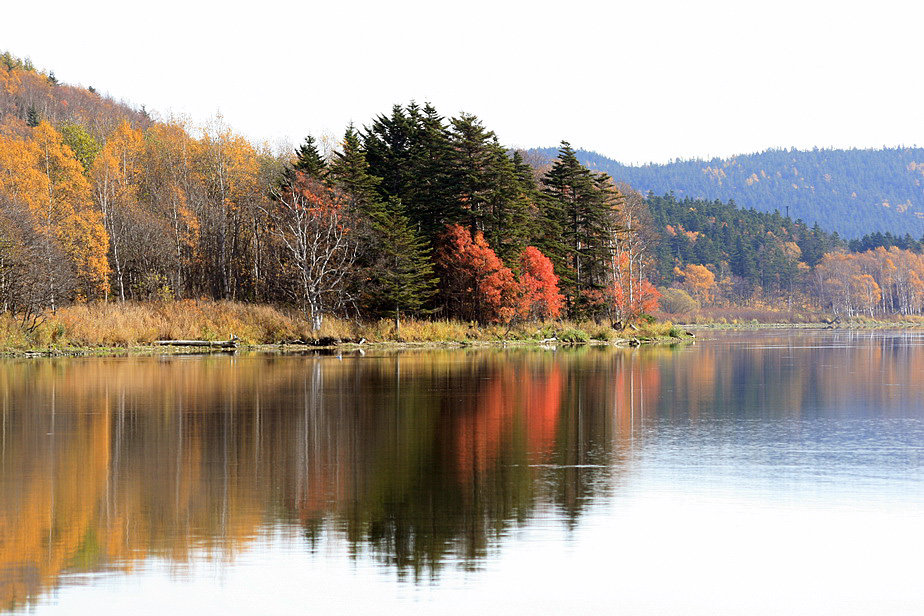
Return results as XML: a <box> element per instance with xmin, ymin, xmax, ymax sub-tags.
<box><xmin>154</xmin><ymin>337</ymin><xmax>239</xmax><ymax>349</ymax></box>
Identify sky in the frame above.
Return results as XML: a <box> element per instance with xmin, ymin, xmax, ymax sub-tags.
<box><xmin>2</xmin><ymin>0</ymin><xmax>922</xmax><ymax>164</ymax></box>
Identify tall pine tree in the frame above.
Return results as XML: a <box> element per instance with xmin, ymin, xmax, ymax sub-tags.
<box><xmin>293</xmin><ymin>135</ymin><xmax>326</xmax><ymax>179</ymax></box>
<box><xmin>366</xmin><ymin>197</ymin><xmax>438</xmax><ymax>331</ymax></box>
<box><xmin>405</xmin><ymin>102</ymin><xmax>454</xmax><ymax>238</ymax></box>
<box><xmin>327</xmin><ymin>123</ymin><xmax>382</xmax><ymax>217</ymax></box>
<box><xmin>541</xmin><ymin>142</ymin><xmax>623</xmax><ymax>308</ymax></box>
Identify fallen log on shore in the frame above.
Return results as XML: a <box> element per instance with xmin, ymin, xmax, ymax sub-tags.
<box><xmin>154</xmin><ymin>338</ymin><xmax>239</xmax><ymax>349</ymax></box>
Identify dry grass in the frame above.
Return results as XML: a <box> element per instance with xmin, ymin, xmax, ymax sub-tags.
<box><xmin>0</xmin><ymin>301</ymin><xmax>696</xmax><ymax>351</ymax></box>
<box><xmin>660</xmin><ymin>306</ymin><xmax>828</xmax><ymax>325</ymax></box>
<box><xmin>1</xmin><ymin>301</ymin><xmax>305</xmax><ymax>349</ymax></box>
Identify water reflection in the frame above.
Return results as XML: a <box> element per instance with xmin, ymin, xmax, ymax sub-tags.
<box><xmin>1</xmin><ymin>331</ymin><xmax>922</xmax><ymax>611</ymax></box>
<box><xmin>0</xmin><ymin>348</ymin><xmax>663</xmax><ymax>609</ymax></box>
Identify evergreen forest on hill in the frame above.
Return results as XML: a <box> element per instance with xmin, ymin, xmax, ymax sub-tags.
<box><xmin>530</xmin><ymin>146</ymin><xmax>924</xmax><ymax>239</ymax></box>
<box><xmin>644</xmin><ymin>194</ymin><xmax>841</xmax><ymax>296</ymax></box>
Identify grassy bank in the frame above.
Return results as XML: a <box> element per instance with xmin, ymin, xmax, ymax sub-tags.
<box><xmin>659</xmin><ymin>306</ymin><xmax>924</xmax><ymax>328</ymax></box>
<box><xmin>0</xmin><ymin>301</ymin><xmax>685</xmax><ymax>352</ymax></box>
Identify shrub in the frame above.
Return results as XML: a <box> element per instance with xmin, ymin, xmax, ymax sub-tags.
<box><xmin>558</xmin><ymin>328</ymin><xmax>589</xmax><ymax>343</ymax></box>
<box><xmin>659</xmin><ymin>287</ymin><xmax>700</xmax><ymax>315</ymax></box>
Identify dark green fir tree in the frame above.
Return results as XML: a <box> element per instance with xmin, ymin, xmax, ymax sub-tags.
<box><xmin>327</xmin><ymin>123</ymin><xmax>382</xmax><ymax>217</ymax></box>
<box><xmin>366</xmin><ymin>197</ymin><xmax>438</xmax><ymax>331</ymax></box>
<box><xmin>292</xmin><ymin>135</ymin><xmax>327</xmax><ymax>179</ymax></box>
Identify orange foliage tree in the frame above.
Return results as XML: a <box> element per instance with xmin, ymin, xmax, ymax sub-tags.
<box><xmin>437</xmin><ymin>226</ymin><xmax>566</xmax><ymax>323</ymax></box>
<box><xmin>585</xmin><ymin>252</ymin><xmax>661</xmax><ymax>324</ymax></box>
<box><xmin>517</xmin><ymin>246</ymin><xmax>564</xmax><ymax>320</ymax></box>
<box><xmin>436</xmin><ymin>224</ymin><xmax>517</xmax><ymax>323</ymax></box>
<box><xmin>0</xmin><ymin>122</ymin><xmax>110</xmax><ymax>308</ymax></box>
<box><xmin>33</xmin><ymin>121</ymin><xmax>110</xmax><ymax>302</ymax></box>
<box><xmin>91</xmin><ymin>120</ymin><xmax>144</xmax><ymax>301</ymax></box>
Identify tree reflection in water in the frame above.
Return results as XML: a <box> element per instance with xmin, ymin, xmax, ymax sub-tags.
<box><xmin>34</xmin><ymin>332</ymin><xmax>924</xmax><ymax>606</ymax></box>
<box><xmin>0</xmin><ymin>348</ymin><xmax>663</xmax><ymax>607</ymax></box>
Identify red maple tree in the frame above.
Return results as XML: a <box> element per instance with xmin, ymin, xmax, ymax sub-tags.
<box><xmin>437</xmin><ymin>226</ymin><xmax>566</xmax><ymax>323</ymax></box>
<box><xmin>436</xmin><ymin>224</ymin><xmax>516</xmax><ymax>322</ymax></box>
<box><xmin>516</xmin><ymin>246</ymin><xmax>564</xmax><ymax>320</ymax></box>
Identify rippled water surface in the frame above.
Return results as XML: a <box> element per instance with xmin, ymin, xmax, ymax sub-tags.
<box><xmin>2</xmin><ymin>330</ymin><xmax>923</xmax><ymax>614</ymax></box>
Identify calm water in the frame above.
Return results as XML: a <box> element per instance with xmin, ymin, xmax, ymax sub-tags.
<box><xmin>2</xmin><ymin>330</ymin><xmax>923</xmax><ymax>614</ymax></box>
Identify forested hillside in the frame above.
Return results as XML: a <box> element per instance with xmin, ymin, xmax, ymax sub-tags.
<box><xmin>0</xmin><ymin>52</ymin><xmax>658</xmax><ymax>331</ymax></box>
<box><xmin>645</xmin><ymin>194</ymin><xmax>841</xmax><ymax>300</ymax></box>
<box><xmin>8</xmin><ymin>46</ymin><xmax>924</xmax><ymax>330</ymax></box>
<box><xmin>530</xmin><ymin>146</ymin><xmax>924</xmax><ymax>239</ymax></box>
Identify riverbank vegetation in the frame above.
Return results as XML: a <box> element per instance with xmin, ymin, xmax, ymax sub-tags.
<box><xmin>4</xmin><ymin>50</ymin><xmax>924</xmax><ymax>348</ymax></box>
<box><xmin>0</xmin><ymin>300</ymin><xmax>681</xmax><ymax>350</ymax></box>
<box><xmin>1</xmin><ymin>52</ymin><xmax>661</xmax><ymax>342</ymax></box>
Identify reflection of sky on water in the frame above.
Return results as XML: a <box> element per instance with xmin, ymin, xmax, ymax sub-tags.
<box><xmin>7</xmin><ymin>330</ymin><xmax>924</xmax><ymax>615</ymax></box>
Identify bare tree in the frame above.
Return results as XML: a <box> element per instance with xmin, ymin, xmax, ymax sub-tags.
<box><xmin>266</xmin><ymin>173</ymin><xmax>359</xmax><ymax>331</ymax></box>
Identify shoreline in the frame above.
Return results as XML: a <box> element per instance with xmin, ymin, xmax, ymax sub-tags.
<box><xmin>6</xmin><ymin>303</ymin><xmax>924</xmax><ymax>358</ymax></box>
<box><xmin>683</xmin><ymin>320</ymin><xmax>924</xmax><ymax>330</ymax></box>
<box><xmin>0</xmin><ymin>332</ymin><xmax>695</xmax><ymax>359</ymax></box>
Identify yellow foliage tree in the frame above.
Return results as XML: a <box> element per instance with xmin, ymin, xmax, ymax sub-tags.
<box><xmin>91</xmin><ymin>120</ymin><xmax>144</xmax><ymax>300</ymax></box>
<box><xmin>674</xmin><ymin>263</ymin><xmax>716</xmax><ymax>304</ymax></box>
<box><xmin>33</xmin><ymin>121</ymin><xmax>110</xmax><ymax>301</ymax></box>
<box><xmin>850</xmin><ymin>273</ymin><xmax>881</xmax><ymax>316</ymax></box>
<box><xmin>194</xmin><ymin>116</ymin><xmax>261</xmax><ymax>298</ymax></box>
<box><xmin>142</xmin><ymin>121</ymin><xmax>201</xmax><ymax>296</ymax></box>
<box><xmin>0</xmin><ymin>123</ymin><xmax>111</xmax><ymax>307</ymax></box>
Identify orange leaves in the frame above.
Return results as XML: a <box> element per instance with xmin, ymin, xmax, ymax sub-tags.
<box><xmin>92</xmin><ymin>121</ymin><xmax>143</xmax><ymax>192</ymax></box>
<box><xmin>0</xmin><ymin>133</ymin><xmax>47</xmax><ymax>212</ymax></box>
<box><xmin>58</xmin><ymin>209</ymin><xmax>110</xmax><ymax>296</ymax></box>
<box><xmin>584</xmin><ymin>252</ymin><xmax>660</xmax><ymax>322</ymax></box>
<box><xmin>437</xmin><ymin>224</ymin><xmax>516</xmax><ymax>323</ymax></box>
<box><xmin>196</xmin><ymin>117</ymin><xmax>260</xmax><ymax>210</ymax></box>
<box><xmin>34</xmin><ymin>122</ymin><xmax>110</xmax><ymax>297</ymax></box>
<box><xmin>437</xmin><ymin>225</ymin><xmax>563</xmax><ymax>323</ymax></box>
<box><xmin>518</xmin><ymin>246</ymin><xmax>564</xmax><ymax>320</ymax></box>
<box><xmin>0</xmin><ymin>64</ymin><xmax>22</xmax><ymax>95</ymax></box>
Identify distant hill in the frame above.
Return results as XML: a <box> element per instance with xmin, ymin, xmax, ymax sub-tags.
<box><xmin>529</xmin><ymin>146</ymin><xmax>924</xmax><ymax>239</ymax></box>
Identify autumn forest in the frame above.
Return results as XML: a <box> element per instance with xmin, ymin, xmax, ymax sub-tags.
<box><xmin>2</xmin><ymin>51</ymin><xmax>924</xmax><ymax>341</ymax></box>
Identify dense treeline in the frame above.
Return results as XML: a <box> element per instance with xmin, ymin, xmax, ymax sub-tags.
<box><xmin>530</xmin><ymin>145</ymin><xmax>924</xmax><ymax>239</ymax></box>
<box><xmin>848</xmin><ymin>231</ymin><xmax>924</xmax><ymax>254</ymax></box>
<box><xmin>0</xmin><ymin>54</ymin><xmax>657</xmax><ymax>331</ymax></box>
<box><xmin>811</xmin><ymin>248</ymin><xmax>924</xmax><ymax>317</ymax></box>
<box><xmin>643</xmin><ymin>194</ymin><xmax>924</xmax><ymax>318</ymax></box>
<box><xmin>646</xmin><ymin>194</ymin><xmax>841</xmax><ymax>307</ymax></box>
<box><xmin>9</xmin><ymin>48</ymin><xmax>924</xmax><ymax>327</ymax></box>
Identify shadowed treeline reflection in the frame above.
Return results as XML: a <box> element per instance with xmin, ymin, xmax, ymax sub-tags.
<box><xmin>2</xmin><ymin>331</ymin><xmax>921</xmax><ymax>610</ymax></box>
<box><xmin>0</xmin><ymin>349</ymin><xmax>661</xmax><ymax>609</ymax></box>
<box><xmin>655</xmin><ymin>331</ymin><xmax>924</xmax><ymax>421</ymax></box>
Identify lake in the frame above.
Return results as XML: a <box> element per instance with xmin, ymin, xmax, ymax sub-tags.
<box><xmin>1</xmin><ymin>330</ymin><xmax>923</xmax><ymax>614</ymax></box>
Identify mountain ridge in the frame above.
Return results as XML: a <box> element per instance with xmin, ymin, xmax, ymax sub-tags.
<box><xmin>529</xmin><ymin>145</ymin><xmax>924</xmax><ymax>239</ymax></box>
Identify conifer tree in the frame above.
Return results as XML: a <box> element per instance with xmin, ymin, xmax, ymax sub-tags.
<box><xmin>542</xmin><ymin>142</ymin><xmax>599</xmax><ymax>301</ymax></box>
<box><xmin>541</xmin><ymin>142</ymin><xmax>624</xmax><ymax>308</ymax></box>
<box><xmin>327</xmin><ymin>123</ymin><xmax>382</xmax><ymax>217</ymax></box>
<box><xmin>292</xmin><ymin>135</ymin><xmax>326</xmax><ymax>179</ymax></box>
<box><xmin>405</xmin><ymin>102</ymin><xmax>453</xmax><ymax>237</ymax></box>
<box><xmin>446</xmin><ymin>113</ymin><xmax>498</xmax><ymax>232</ymax></box>
<box><xmin>366</xmin><ymin>197</ymin><xmax>438</xmax><ymax>331</ymax></box>
<box><xmin>363</xmin><ymin>105</ymin><xmax>414</xmax><ymax>201</ymax></box>
<box><xmin>481</xmin><ymin>143</ymin><xmax>534</xmax><ymax>263</ymax></box>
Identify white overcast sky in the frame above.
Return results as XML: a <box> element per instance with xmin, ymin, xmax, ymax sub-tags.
<box><xmin>2</xmin><ymin>0</ymin><xmax>922</xmax><ymax>164</ymax></box>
